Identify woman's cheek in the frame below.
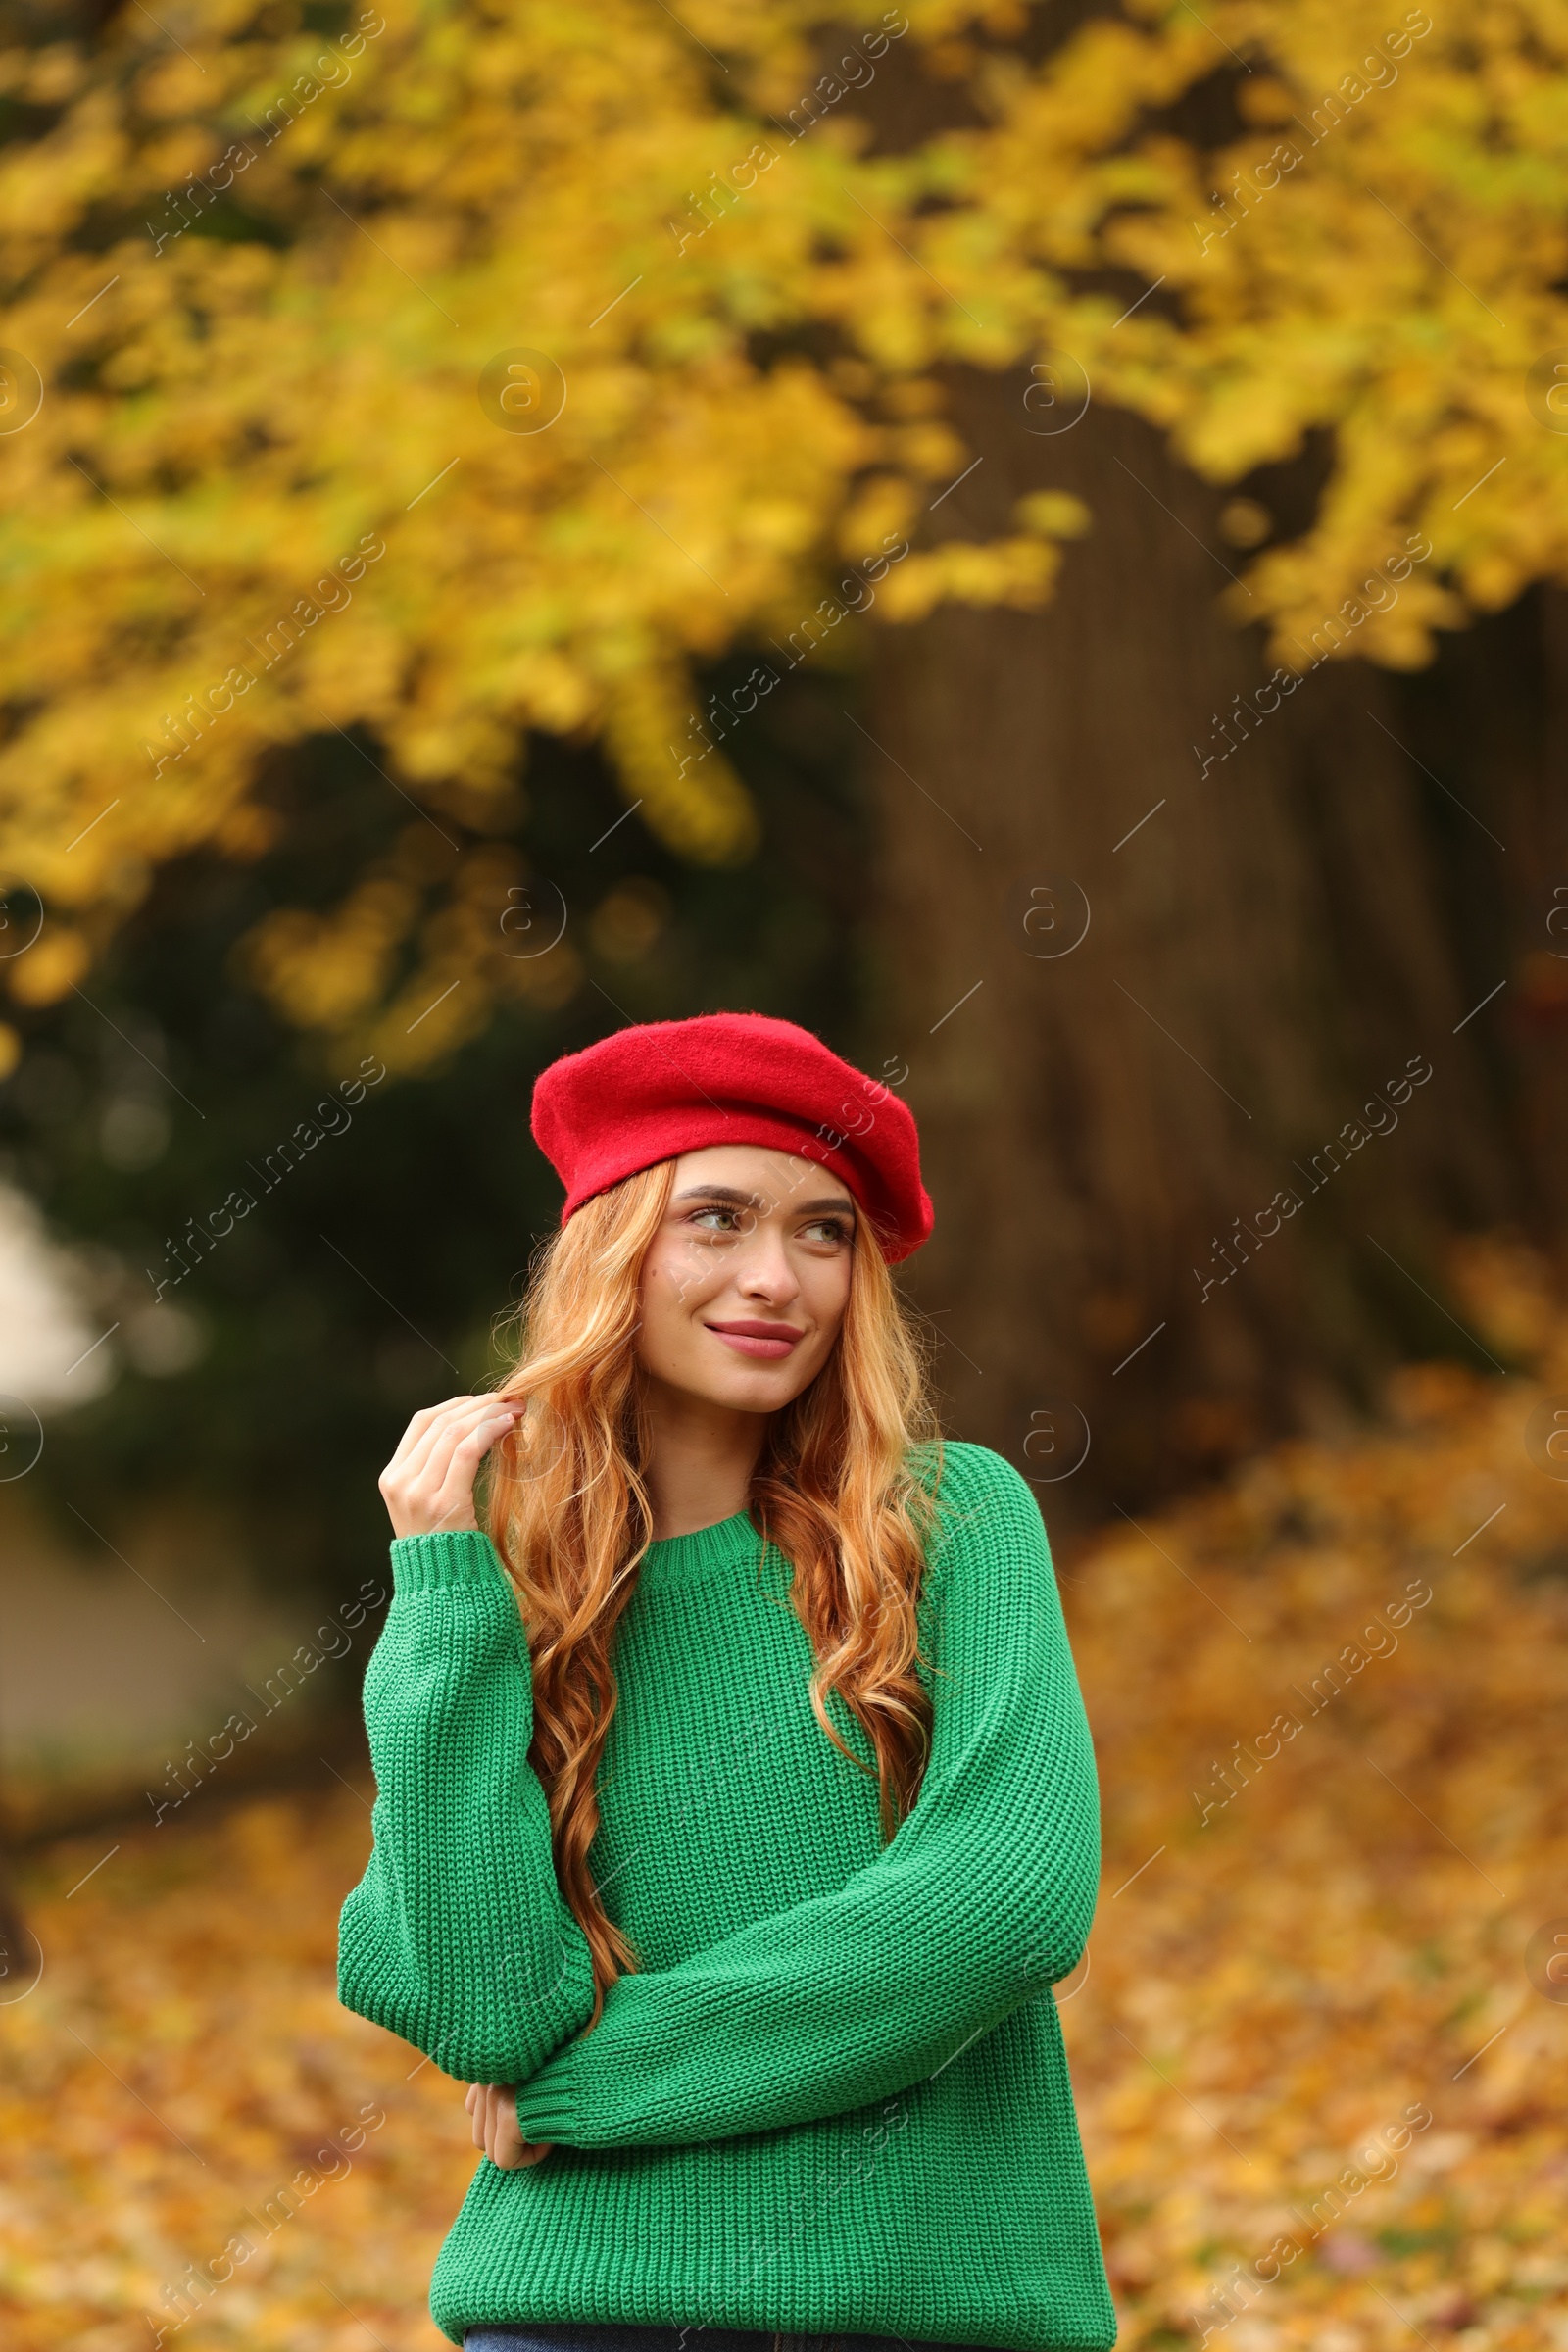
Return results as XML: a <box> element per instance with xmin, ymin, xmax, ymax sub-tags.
<box><xmin>651</xmin><ymin>1249</ymin><xmax>703</xmax><ymax>1322</ymax></box>
<box><xmin>805</xmin><ymin>1257</ymin><xmax>855</xmax><ymax>1354</ymax></box>
<box><xmin>788</xmin><ymin>1328</ymin><xmax>841</xmax><ymax>1398</ymax></box>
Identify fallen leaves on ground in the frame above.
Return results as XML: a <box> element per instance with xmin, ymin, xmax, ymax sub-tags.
<box><xmin>1060</xmin><ymin>1237</ymin><xmax>1568</xmax><ymax>2352</ymax></box>
<box><xmin>2</xmin><ymin>1236</ymin><xmax>1564</xmax><ymax>2351</ymax></box>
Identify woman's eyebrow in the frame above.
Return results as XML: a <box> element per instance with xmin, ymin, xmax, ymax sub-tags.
<box><xmin>671</xmin><ymin>1184</ymin><xmax>856</xmax><ymax>1218</ymax></box>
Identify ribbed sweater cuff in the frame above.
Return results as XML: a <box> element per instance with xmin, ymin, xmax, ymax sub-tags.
<box><xmin>514</xmin><ymin>2048</ymin><xmax>580</xmax><ymax>2142</ymax></box>
<box><xmin>388</xmin><ymin>1528</ymin><xmax>504</xmax><ymax>1594</ymax></box>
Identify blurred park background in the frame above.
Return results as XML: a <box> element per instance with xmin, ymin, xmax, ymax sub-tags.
<box><xmin>1</xmin><ymin>0</ymin><xmax>1566</xmax><ymax>2344</ymax></box>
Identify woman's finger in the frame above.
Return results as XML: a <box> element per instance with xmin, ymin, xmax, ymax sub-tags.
<box><xmin>380</xmin><ymin>1399</ymin><xmax>495</xmax><ymax>1508</ymax></box>
<box><xmin>381</xmin><ymin>1396</ymin><xmax>487</xmax><ymax>1480</ymax></box>
<box><xmin>413</xmin><ymin>1412</ymin><xmax>522</xmax><ymax>1532</ymax></box>
<box><xmin>425</xmin><ymin>1410</ymin><xmax>520</xmax><ymax>1488</ymax></box>
<box><xmin>380</xmin><ymin>1398</ymin><xmax>524</xmax><ymax>1532</ymax></box>
<box><xmin>388</xmin><ymin>1395</ymin><xmax>514</xmax><ymax>1490</ymax></box>
<box><xmin>394</xmin><ymin>1403</ymin><xmax>522</xmax><ymax>1505</ymax></box>
<box><xmin>485</xmin><ymin>2083</ymin><xmax>513</xmax><ymax>2169</ymax></box>
<box><xmin>473</xmin><ymin>2080</ymin><xmax>553</xmax><ymax>2171</ymax></box>
<box><xmin>462</xmin><ymin>2083</ymin><xmax>548</xmax><ymax>2174</ymax></box>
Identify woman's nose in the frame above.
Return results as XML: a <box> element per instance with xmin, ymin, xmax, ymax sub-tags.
<box><xmin>735</xmin><ymin>1233</ymin><xmax>798</xmax><ymax>1300</ymax></box>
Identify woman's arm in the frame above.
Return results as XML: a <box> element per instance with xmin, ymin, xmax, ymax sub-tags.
<box><xmin>336</xmin><ymin>1398</ymin><xmax>599</xmax><ymax>2085</ymax></box>
<box><xmin>513</xmin><ymin>1443</ymin><xmax>1101</xmax><ymax>2149</ymax></box>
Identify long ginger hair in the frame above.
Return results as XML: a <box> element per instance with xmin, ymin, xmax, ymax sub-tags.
<box><xmin>484</xmin><ymin>1157</ymin><xmax>944</xmax><ymax>2025</ymax></box>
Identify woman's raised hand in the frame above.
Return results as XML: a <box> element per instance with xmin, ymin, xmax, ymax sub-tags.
<box><xmin>378</xmin><ymin>1394</ymin><xmax>526</xmax><ymax>1538</ymax></box>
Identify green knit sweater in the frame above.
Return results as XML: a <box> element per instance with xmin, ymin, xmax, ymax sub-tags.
<box><xmin>336</xmin><ymin>1441</ymin><xmax>1117</xmax><ymax>2352</ymax></box>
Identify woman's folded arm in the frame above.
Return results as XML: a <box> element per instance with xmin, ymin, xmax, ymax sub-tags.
<box><xmin>514</xmin><ymin>1445</ymin><xmax>1101</xmax><ymax>2149</ymax></box>
<box><xmin>336</xmin><ymin>1528</ymin><xmax>598</xmax><ymax>2084</ymax></box>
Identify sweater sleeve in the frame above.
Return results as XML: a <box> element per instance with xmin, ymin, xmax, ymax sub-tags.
<box><xmin>513</xmin><ymin>1444</ymin><xmax>1101</xmax><ymax>2149</ymax></box>
<box><xmin>335</xmin><ymin>1528</ymin><xmax>598</xmax><ymax>2083</ymax></box>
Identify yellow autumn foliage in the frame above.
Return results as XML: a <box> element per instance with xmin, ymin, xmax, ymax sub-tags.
<box><xmin>2</xmin><ymin>0</ymin><xmax>1566</xmax><ymax>1049</ymax></box>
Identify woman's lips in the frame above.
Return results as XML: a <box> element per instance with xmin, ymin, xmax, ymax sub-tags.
<box><xmin>704</xmin><ymin>1320</ymin><xmax>806</xmax><ymax>1359</ymax></box>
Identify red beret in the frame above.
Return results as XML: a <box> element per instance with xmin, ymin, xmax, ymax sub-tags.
<box><xmin>530</xmin><ymin>1012</ymin><xmax>933</xmax><ymax>1262</ymax></box>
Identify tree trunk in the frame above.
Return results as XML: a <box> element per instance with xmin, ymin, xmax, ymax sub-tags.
<box><xmin>865</xmin><ymin>377</ymin><xmax>1515</xmax><ymax>1523</ymax></box>
<box><xmin>1386</xmin><ymin>582</ymin><xmax>1568</xmax><ymax>1257</ymax></box>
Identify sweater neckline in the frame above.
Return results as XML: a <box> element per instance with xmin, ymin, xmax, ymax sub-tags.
<box><xmin>636</xmin><ymin>1508</ymin><xmax>770</xmax><ymax>1592</ymax></box>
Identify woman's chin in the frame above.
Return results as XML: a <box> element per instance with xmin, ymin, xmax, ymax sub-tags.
<box><xmin>652</xmin><ymin>1353</ymin><xmax>817</xmax><ymax>1416</ymax></box>
<box><xmin>703</xmin><ymin>1372</ymin><xmax>800</xmax><ymax>1414</ymax></box>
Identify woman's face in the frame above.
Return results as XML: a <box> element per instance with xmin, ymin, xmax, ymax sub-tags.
<box><xmin>635</xmin><ymin>1145</ymin><xmax>858</xmax><ymax>1414</ymax></box>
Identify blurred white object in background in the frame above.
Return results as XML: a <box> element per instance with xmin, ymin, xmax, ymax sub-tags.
<box><xmin>0</xmin><ymin>1179</ymin><xmax>115</xmax><ymax>1410</ymax></box>
<box><xmin>0</xmin><ymin>1181</ymin><xmax>334</xmax><ymax>1806</ymax></box>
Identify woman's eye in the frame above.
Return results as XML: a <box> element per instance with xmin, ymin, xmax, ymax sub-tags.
<box><xmin>802</xmin><ymin>1218</ymin><xmax>852</xmax><ymax>1245</ymax></box>
<box><xmin>691</xmin><ymin>1206</ymin><xmax>740</xmax><ymax>1232</ymax></box>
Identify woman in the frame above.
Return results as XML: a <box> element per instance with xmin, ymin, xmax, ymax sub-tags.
<box><xmin>337</xmin><ymin>1011</ymin><xmax>1116</xmax><ymax>2352</ymax></box>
